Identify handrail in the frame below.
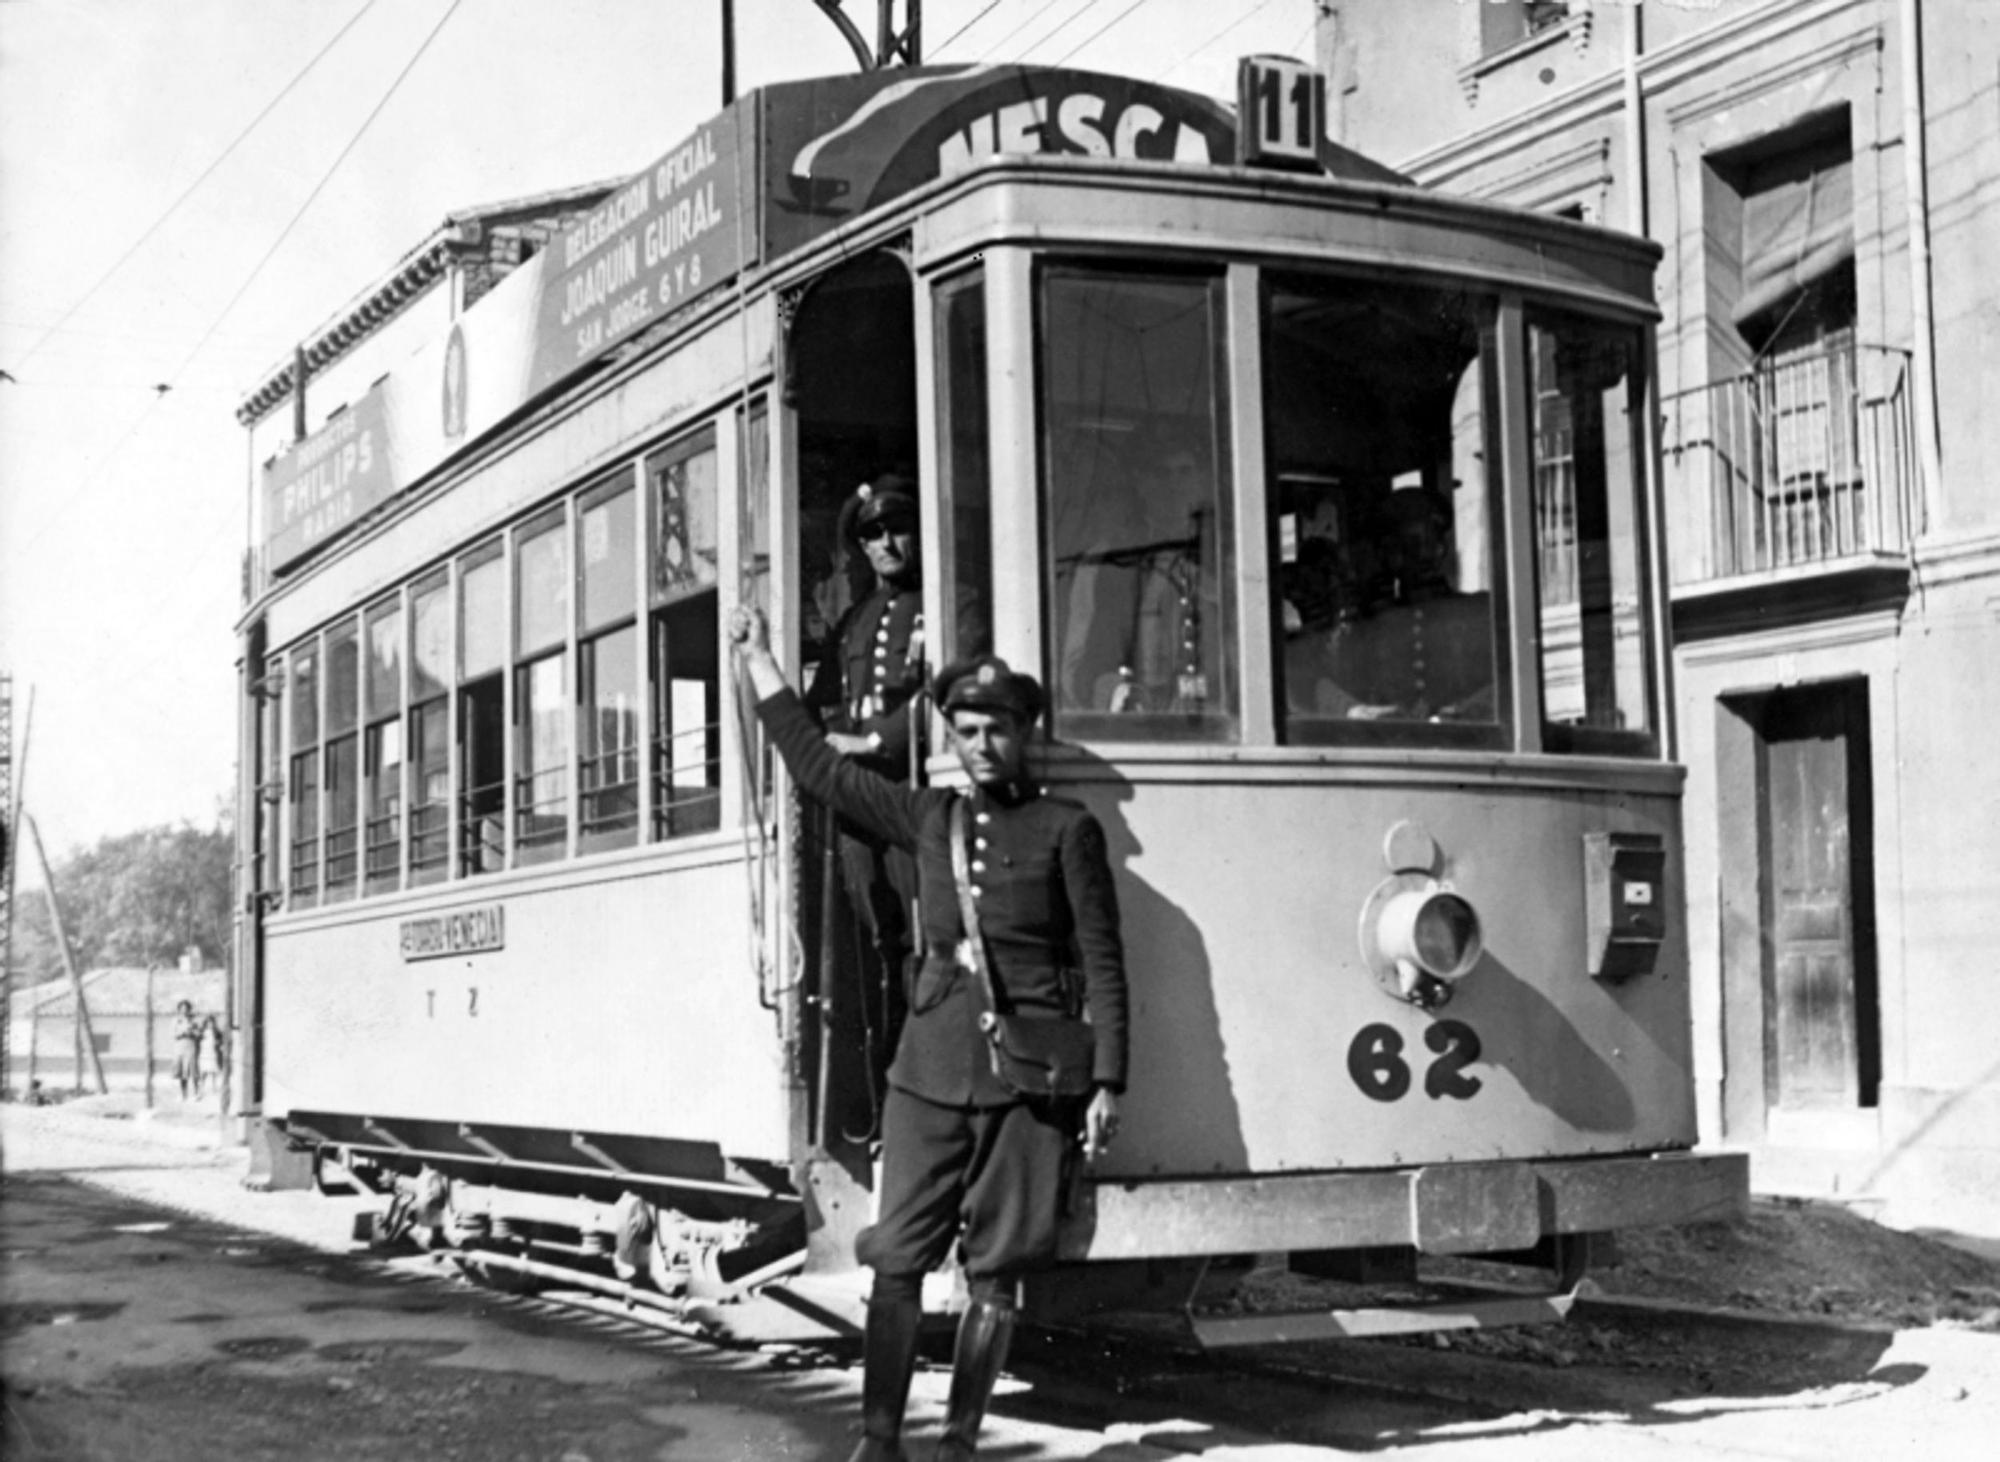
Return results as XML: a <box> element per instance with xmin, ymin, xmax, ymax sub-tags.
<box><xmin>1658</xmin><ymin>342</ymin><xmax>1920</xmax><ymax>582</ymax></box>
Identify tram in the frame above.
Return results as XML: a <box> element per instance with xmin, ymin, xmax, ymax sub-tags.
<box><xmin>235</xmin><ymin>59</ymin><xmax>1747</xmax><ymax>1344</ymax></box>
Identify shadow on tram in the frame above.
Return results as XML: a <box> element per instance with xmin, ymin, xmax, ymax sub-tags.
<box><xmin>1469</xmin><ymin>954</ymin><xmax>1637</xmax><ymax>1133</ymax></box>
<box><xmin>1063</xmin><ymin>745</ymin><xmax>1251</xmax><ymax>1178</ymax></box>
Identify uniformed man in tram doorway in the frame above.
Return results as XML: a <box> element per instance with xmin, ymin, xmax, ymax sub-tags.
<box><xmin>732</xmin><ymin>606</ymin><xmax>1128</xmax><ymax>1462</ymax></box>
<box><xmin>804</xmin><ymin>476</ymin><xmax>927</xmax><ymax>1099</ymax></box>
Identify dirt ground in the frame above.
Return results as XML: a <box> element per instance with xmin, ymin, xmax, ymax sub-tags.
<box><xmin>1208</xmin><ymin>1198</ymin><xmax>2000</xmax><ymax>1401</ymax></box>
<box><xmin>1592</xmin><ymin>1197</ymin><xmax>2000</xmax><ymax>1330</ymax></box>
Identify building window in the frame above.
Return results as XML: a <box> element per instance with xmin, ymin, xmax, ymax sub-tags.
<box><xmin>363</xmin><ymin>599</ymin><xmax>404</xmax><ymax>893</ymax></box>
<box><xmin>514</xmin><ymin>511</ymin><xmax>570</xmax><ymax>864</ymax></box>
<box><xmin>649</xmin><ymin>432</ymin><xmax>722</xmax><ymax>839</ymax></box>
<box><xmin>408</xmin><ymin>571</ymin><xmax>451</xmax><ymax>884</ymax></box>
<box><xmin>458</xmin><ymin>542</ymin><xmax>506</xmax><ymax>876</ymax></box>
<box><xmin>578</xmin><ymin>478</ymin><xmax>640</xmax><ymax>851</ymax></box>
<box><xmin>323</xmin><ymin>621</ymin><xmax>361</xmax><ymax>900</ymax></box>
<box><xmin>1697</xmin><ymin>111</ymin><xmax>1873</xmax><ymax>571</ymax></box>
<box><xmin>287</xmin><ymin>644</ymin><xmax>320</xmax><ymax>906</ymax></box>
<box><xmin>1041</xmin><ymin>266</ymin><xmax>1236</xmax><ymax>742</ymax></box>
<box><xmin>1484</xmin><ymin>0</ymin><xmax>1570</xmax><ymax>55</ymax></box>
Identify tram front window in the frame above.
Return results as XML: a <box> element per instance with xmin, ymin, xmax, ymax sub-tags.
<box><xmin>1527</xmin><ymin>314</ymin><xmax>1656</xmax><ymax>754</ymax></box>
<box><xmin>1265</xmin><ymin>277</ymin><xmax>1503</xmax><ymax>748</ymax></box>
<box><xmin>1042</xmin><ymin>267</ymin><xmax>1235</xmax><ymax>740</ymax></box>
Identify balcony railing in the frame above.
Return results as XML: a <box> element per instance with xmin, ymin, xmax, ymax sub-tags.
<box><xmin>1661</xmin><ymin>343</ymin><xmax>1920</xmax><ymax>585</ymax></box>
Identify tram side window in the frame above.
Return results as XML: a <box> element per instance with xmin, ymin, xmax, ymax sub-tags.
<box><xmin>1265</xmin><ymin>276</ymin><xmax>1505</xmax><ymax>748</ymax></box>
<box><xmin>1527</xmin><ymin>315</ymin><xmax>1656</xmax><ymax>755</ymax></box>
<box><xmin>287</xmin><ymin>644</ymin><xmax>320</xmax><ymax>907</ymax></box>
<box><xmin>649</xmin><ymin>435</ymin><xmax>722</xmax><ymax>839</ymax></box>
<box><xmin>323</xmin><ymin>621</ymin><xmax>361</xmax><ymax>900</ymax></box>
<box><xmin>515</xmin><ymin>511</ymin><xmax>571</xmax><ymax>865</ymax></box>
<box><xmin>459</xmin><ymin>543</ymin><xmax>507</xmax><ymax>876</ymax></box>
<box><xmin>363</xmin><ymin>599</ymin><xmax>403</xmax><ymax>894</ymax></box>
<box><xmin>937</xmin><ymin>270</ymin><xmax>993</xmax><ymax>658</ymax></box>
<box><xmin>1041</xmin><ymin>267</ymin><xmax>1237</xmax><ymax>741</ymax></box>
<box><xmin>408</xmin><ymin>571</ymin><xmax>451</xmax><ymax>884</ymax></box>
<box><xmin>578</xmin><ymin>480</ymin><xmax>640</xmax><ymax>852</ymax></box>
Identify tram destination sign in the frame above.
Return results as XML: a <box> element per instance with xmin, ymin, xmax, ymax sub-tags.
<box><xmin>399</xmin><ymin>904</ymin><xmax>506</xmax><ymax>962</ymax></box>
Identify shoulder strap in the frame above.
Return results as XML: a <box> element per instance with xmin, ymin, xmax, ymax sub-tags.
<box><xmin>949</xmin><ymin>796</ymin><xmax>1003</xmax><ymax>1014</ymax></box>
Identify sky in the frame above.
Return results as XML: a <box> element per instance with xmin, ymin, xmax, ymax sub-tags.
<box><xmin>0</xmin><ymin>0</ymin><xmax>1318</xmax><ymax>870</ymax></box>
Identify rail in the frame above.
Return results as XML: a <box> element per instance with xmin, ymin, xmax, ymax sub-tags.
<box><xmin>1659</xmin><ymin>343</ymin><xmax>1919</xmax><ymax>584</ymax></box>
<box><xmin>653</xmin><ymin>721</ymin><xmax>722</xmax><ymax>840</ymax></box>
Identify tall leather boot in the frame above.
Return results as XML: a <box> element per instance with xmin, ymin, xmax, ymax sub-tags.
<box><xmin>932</xmin><ymin>1295</ymin><xmax>1016</xmax><ymax>1461</ymax></box>
<box><xmin>848</xmin><ymin>1278</ymin><xmax>923</xmax><ymax>1462</ymax></box>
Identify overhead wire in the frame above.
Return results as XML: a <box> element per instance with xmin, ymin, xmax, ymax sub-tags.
<box><xmin>970</xmin><ymin>0</ymin><xmax>1076</xmax><ymax>63</ymax></box>
<box><xmin>1157</xmin><ymin>0</ymin><xmax>1290</xmax><ymax>82</ymax></box>
<box><xmin>4</xmin><ymin>0</ymin><xmax>382</xmax><ymax>378</ymax></box>
<box><xmin>1049</xmin><ymin>0</ymin><xmax>1150</xmax><ymax>67</ymax></box>
<box><xmin>928</xmin><ymin>1</ymin><xmax>1006</xmax><ymax>56</ymax></box>
<box><xmin>1014</xmin><ymin>0</ymin><xmax>1110</xmax><ymax>63</ymax></box>
<box><xmin>13</xmin><ymin>0</ymin><xmax>466</xmax><ymax>557</ymax></box>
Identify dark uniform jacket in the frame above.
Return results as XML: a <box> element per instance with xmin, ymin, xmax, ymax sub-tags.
<box><xmin>759</xmin><ymin>687</ymin><xmax>1128</xmax><ymax>1107</ymax></box>
<box><xmin>803</xmin><ymin>583</ymin><xmax>925</xmax><ymax>780</ymax></box>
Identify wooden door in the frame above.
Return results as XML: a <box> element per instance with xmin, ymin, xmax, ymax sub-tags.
<box><xmin>1760</xmin><ymin>683</ymin><xmax>1876</xmax><ymax>1110</ymax></box>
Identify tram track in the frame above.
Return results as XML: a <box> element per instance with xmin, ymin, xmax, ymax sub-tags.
<box><xmin>450</xmin><ymin>1253</ymin><xmax>1908</xmax><ymax>1449</ymax></box>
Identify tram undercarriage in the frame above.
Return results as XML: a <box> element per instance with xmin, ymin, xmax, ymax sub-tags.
<box><xmin>278</xmin><ymin>1108</ymin><xmax>1746</xmax><ymax>1347</ymax></box>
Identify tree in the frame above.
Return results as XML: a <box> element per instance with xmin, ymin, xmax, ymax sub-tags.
<box><xmin>10</xmin><ymin>821</ymin><xmax>233</xmax><ymax>986</ymax></box>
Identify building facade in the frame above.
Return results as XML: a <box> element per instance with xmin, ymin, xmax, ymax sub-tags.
<box><xmin>1320</xmin><ymin>0</ymin><xmax>2000</xmax><ymax>1232</ymax></box>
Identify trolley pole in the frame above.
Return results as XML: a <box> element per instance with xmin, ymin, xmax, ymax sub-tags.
<box><xmin>810</xmin><ymin>1</ymin><xmax>921</xmax><ymax>72</ymax></box>
<box><xmin>721</xmin><ymin>0</ymin><xmax>736</xmax><ymax>104</ymax></box>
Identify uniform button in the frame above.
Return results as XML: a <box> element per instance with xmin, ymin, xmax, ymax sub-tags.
<box><xmin>975</xmin><ymin>812</ymin><xmax>991</xmax><ymax>825</ymax></box>
<box><xmin>971</xmin><ymin>886</ymin><xmax>985</xmax><ymax>898</ymax></box>
<box><xmin>974</xmin><ymin>837</ymin><xmax>989</xmax><ymax>851</ymax></box>
<box><xmin>971</xmin><ymin>860</ymin><xmax>986</xmax><ymax>873</ymax></box>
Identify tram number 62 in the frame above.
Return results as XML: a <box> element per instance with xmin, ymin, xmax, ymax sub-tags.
<box><xmin>1346</xmin><ymin>1021</ymin><xmax>1482</xmax><ymax>1102</ymax></box>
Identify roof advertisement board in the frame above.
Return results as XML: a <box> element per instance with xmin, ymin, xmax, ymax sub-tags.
<box><xmin>259</xmin><ymin>66</ymin><xmax>1233</xmax><ymax>572</ymax></box>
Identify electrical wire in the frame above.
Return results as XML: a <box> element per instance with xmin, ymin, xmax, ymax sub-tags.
<box><xmin>1049</xmin><ymin>0</ymin><xmax>1149</xmax><ymax>67</ymax></box>
<box><xmin>162</xmin><ymin>0</ymin><xmax>466</xmax><ymax>401</ymax></box>
<box><xmin>1016</xmin><ymin>0</ymin><xmax>1110</xmax><ymax>63</ymax></box>
<box><xmin>13</xmin><ymin>0</ymin><xmax>465</xmax><ymax>557</ymax></box>
<box><xmin>1157</xmin><ymin>0</ymin><xmax>1289</xmax><ymax>82</ymax></box>
<box><xmin>970</xmin><ymin>0</ymin><xmax>1075</xmax><ymax>63</ymax></box>
<box><xmin>4</xmin><ymin>0</ymin><xmax>382</xmax><ymax>378</ymax></box>
<box><xmin>928</xmin><ymin>1</ymin><xmax>1006</xmax><ymax>56</ymax></box>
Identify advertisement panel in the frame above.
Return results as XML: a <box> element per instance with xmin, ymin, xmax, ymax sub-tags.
<box><xmin>260</xmin><ymin>66</ymin><xmax>1261</xmax><ymax>573</ymax></box>
<box><xmin>262</xmin><ymin>386</ymin><xmax>398</xmax><ymax>571</ymax></box>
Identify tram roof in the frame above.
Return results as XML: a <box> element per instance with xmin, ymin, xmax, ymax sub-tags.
<box><xmin>258</xmin><ymin>63</ymin><xmax>1618</xmax><ymax>578</ymax></box>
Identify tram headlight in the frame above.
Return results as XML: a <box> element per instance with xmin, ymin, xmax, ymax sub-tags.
<box><xmin>1360</xmin><ymin>878</ymin><xmax>1484</xmax><ymax>1008</ymax></box>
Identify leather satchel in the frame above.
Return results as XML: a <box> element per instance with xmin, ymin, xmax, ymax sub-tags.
<box><xmin>950</xmin><ymin>799</ymin><xmax>1096</xmax><ymax>1101</ymax></box>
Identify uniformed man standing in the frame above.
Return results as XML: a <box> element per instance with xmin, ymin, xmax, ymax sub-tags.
<box><xmin>805</xmin><ymin>478</ymin><xmax>927</xmax><ymax>1094</ymax></box>
<box><xmin>731</xmin><ymin>605</ymin><xmax>1127</xmax><ymax>1462</ymax></box>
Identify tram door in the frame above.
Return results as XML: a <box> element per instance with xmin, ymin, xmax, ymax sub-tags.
<box><xmin>784</xmin><ymin>249</ymin><xmax>919</xmax><ymax>1193</ymax></box>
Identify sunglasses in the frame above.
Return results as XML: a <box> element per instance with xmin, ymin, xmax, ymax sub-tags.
<box><xmin>858</xmin><ymin>518</ymin><xmax>913</xmax><ymax>543</ymax></box>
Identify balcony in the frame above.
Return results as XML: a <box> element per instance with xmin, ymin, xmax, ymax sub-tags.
<box><xmin>1661</xmin><ymin>343</ymin><xmax>1920</xmax><ymax>634</ymax></box>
